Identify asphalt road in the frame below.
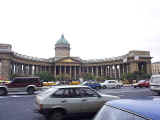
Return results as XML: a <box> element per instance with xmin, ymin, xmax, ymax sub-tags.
<box><xmin>0</xmin><ymin>87</ymin><xmax>159</xmax><ymax>120</ymax></box>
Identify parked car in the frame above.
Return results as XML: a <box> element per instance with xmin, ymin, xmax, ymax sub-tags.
<box><xmin>94</xmin><ymin>99</ymin><xmax>160</xmax><ymax>120</ymax></box>
<box><xmin>35</xmin><ymin>85</ymin><xmax>119</xmax><ymax>120</ymax></box>
<box><xmin>150</xmin><ymin>74</ymin><xmax>160</xmax><ymax>95</ymax></box>
<box><xmin>0</xmin><ymin>77</ymin><xmax>43</xmax><ymax>95</ymax></box>
<box><xmin>0</xmin><ymin>80</ymin><xmax>11</xmax><ymax>85</ymax></box>
<box><xmin>82</xmin><ymin>81</ymin><xmax>101</xmax><ymax>89</ymax></box>
<box><xmin>43</xmin><ymin>81</ymin><xmax>57</xmax><ymax>86</ymax></box>
<box><xmin>100</xmin><ymin>80</ymin><xmax>123</xmax><ymax>89</ymax></box>
<box><xmin>133</xmin><ymin>80</ymin><xmax>150</xmax><ymax>88</ymax></box>
<box><xmin>69</xmin><ymin>80</ymin><xmax>80</xmax><ymax>85</ymax></box>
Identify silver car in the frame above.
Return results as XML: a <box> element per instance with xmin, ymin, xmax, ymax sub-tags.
<box><xmin>35</xmin><ymin>85</ymin><xmax>119</xmax><ymax>120</ymax></box>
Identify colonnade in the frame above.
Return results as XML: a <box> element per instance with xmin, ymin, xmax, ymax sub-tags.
<box><xmin>54</xmin><ymin>64</ymin><xmax>81</xmax><ymax>80</ymax></box>
<box><xmin>0</xmin><ymin>59</ymin><xmax>151</xmax><ymax>80</ymax></box>
<box><xmin>53</xmin><ymin>63</ymin><xmax>130</xmax><ymax>80</ymax></box>
<box><xmin>10</xmin><ymin>62</ymin><xmax>51</xmax><ymax>76</ymax></box>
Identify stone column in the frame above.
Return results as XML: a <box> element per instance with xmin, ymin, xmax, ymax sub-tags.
<box><xmin>109</xmin><ymin>65</ymin><xmax>112</xmax><ymax>78</ymax></box>
<box><xmin>1</xmin><ymin>59</ymin><xmax>11</xmax><ymax>80</ymax></box>
<box><xmin>74</xmin><ymin>65</ymin><xmax>76</xmax><ymax>80</ymax></box>
<box><xmin>96</xmin><ymin>66</ymin><xmax>98</xmax><ymax>77</ymax></box>
<box><xmin>87</xmin><ymin>66</ymin><xmax>89</xmax><ymax>73</ymax></box>
<box><xmin>34</xmin><ymin>65</ymin><xmax>36</xmax><ymax>75</ymax></box>
<box><xmin>146</xmin><ymin>62</ymin><xmax>152</xmax><ymax>74</ymax></box>
<box><xmin>19</xmin><ymin>64</ymin><xmax>23</xmax><ymax>75</ymax></box>
<box><xmin>54</xmin><ymin>64</ymin><xmax>56</xmax><ymax>78</ymax></box>
<box><xmin>105</xmin><ymin>66</ymin><xmax>107</xmax><ymax>77</ymax></box>
<box><xmin>60</xmin><ymin>65</ymin><xmax>62</xmax><ymax>76</ymax></box>
<box><xmin>92</xmin><ymin>66</ymin><xmax>94</xmax><ymax>75</ymax></box>
<box><xmin>70</xmin><ymin>66</ymin><xmax>72</xmax><ymax>80</ymax></box>
<box><xmin>101</xmin><ymin>66</ymin><xmax>103</xmax><ymax>76</ymax></box>
<box><xmin>115</xmin><ymin>65</ymin><xmax>119</xmax><ymax>79</ymax></box>
<box><xmin>29</xmin><ymin>64</ymin><xmax>32</xmax><ymax>75</ymax></box>
<box><xmin>10</xmin><ymin>62</ymin><xmax>14</xmax><ymax>75</ymax></box>
<box><xmin>129</xmin><ymin>62</ymin><xmax>138</xmax><ymax>73</ymax></box>
<box><xmin>64</xmin><ymin>65</ymin><xmax>66</xmax><ymax>75</ymax></box>
<box><xmin>79</xmin><ymin>66</ymin><xmax>81</xmax><ymax>76</ymax></box>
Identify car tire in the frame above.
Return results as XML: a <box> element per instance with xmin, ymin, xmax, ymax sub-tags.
<box><xmin>49</xmin><ymin>111</ymin><xmax>64</xmax><ymax>120</ymax></box>
<box><xmin>27</xmin><ymin>87</ymin><xmax>35</xmax><ymax>95</ymax></box>
<box><xmin>97</xmin><ymin>86</ymin><xmax>101</xmax><ymax>90</ymax></box>
<box><xmin>103</xmin><ymin>85</ymin><xmax>106</xmax><ymax>89</ymax></box>
<box><xmin>0</xmin><ymin>88</ymin><xmax>8</xmax><ymax>96</ymax></box>
<box><xmin>117</xmin><ymin>85</ymin><xmax>120</xmax><ymax>89</ymax></box>
<box><xmin>134</xmin><ymin>86</ymin><xmax>136</xmax><ymax>88</ymax></box>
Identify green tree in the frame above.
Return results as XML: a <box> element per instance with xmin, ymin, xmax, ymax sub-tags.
<box><xmin>55</xmin><ymin>74</ymin><xmax>70</xmax><ymax>81</ymax></box>
<box><xmin>37</xmin><ymin>72</ymin><xmax>54</xmax><ymax>82</ymax></box>
<box><xmin>83</xmin><ymin>73</ymin><xmax>96</xmax><ymax>81</ymax></box>
<box><xmin>126</xmin><ymin>71</ymin><xmax>151</xmax><ymax>83</ymax></box>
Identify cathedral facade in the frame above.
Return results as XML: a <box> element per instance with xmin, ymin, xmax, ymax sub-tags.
<box><xmin>0</xmin><ymin>35</ymin><xmax>152</xmax><ymax>80</ymax></box>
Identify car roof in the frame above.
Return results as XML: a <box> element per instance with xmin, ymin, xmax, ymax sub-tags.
<box><xmin>106</xmin><ymin>99</ymin><xmax>160</xmax><ymax>120</ymax></box>
<box><xmin>152</xmin><ymin>75</ymin><xmax>160</xmax><ymax>77</ymax></box>
<box><xmin>106</xmin><ymin>80</ymin><xmax>116</xmax><ymax>81</ymax></box>
<box><xmin>14</xmin><ymin>77</ymin><xmax>40</xmax><ymax>78</ymax></box>
<box><xmin>53</xmin><ymin>85</ymin><xmax>88</xmax><ymax>89</ymax></box>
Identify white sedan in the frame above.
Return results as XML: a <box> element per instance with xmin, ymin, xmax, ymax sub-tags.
<box><xmin>101</xmin><ymin>80</ymin><xmax>123</xmax><ymax>89</ymax></box>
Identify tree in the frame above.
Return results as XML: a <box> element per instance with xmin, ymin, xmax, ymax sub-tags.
<box><xmin>83</xmin><ymin>73</ymin><xmax>96</xmax><ymax>81</ymax></box>
<box><xmin>55</xmin><ymin>74</ymin><xmax>70</xmax><ymax>81</ymax></box>
<box><xmin>37</xmin><ymin>72</ymin><xmax>54</xmax><ymax>82</ymax></box>
<box><xmin>125</xmin><ymin>71</ymin><xmax>151</xmax><ymax>83</ymax></box>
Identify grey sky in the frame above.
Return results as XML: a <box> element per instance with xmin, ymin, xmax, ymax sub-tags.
<box><xmin>0</xmin><ymin>0</ymin><xmax>160</xmax><ymax>62</ymax></box>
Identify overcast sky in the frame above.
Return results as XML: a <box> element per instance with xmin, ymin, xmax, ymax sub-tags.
<box><xmin>0</xmin><ymin>0</ymin><xmax>160</xmax><ymax>62</ymax></box>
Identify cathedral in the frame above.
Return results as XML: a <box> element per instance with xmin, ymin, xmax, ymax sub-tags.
<box><xmin>0</xmin><ymin>35</ymin><xmax>152</xmax><ymax>80</ymax></box>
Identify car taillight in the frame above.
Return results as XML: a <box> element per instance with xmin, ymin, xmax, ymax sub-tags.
<box><xmin>40</xmin><ymin>104</ymin><xmax>43</xmax><ymax>110</ymax></box>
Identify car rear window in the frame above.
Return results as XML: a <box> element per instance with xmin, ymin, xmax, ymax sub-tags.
<box><xmin>94</xmin><ymin>105</ymin><xmax>148</xmax><ymax>120</ymax></box>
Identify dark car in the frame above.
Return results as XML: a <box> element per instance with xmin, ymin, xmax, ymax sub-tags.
<box><xmin>0</xmin><ymin>77</ymin><xmax>43</xmax><ymax>95</ymax></box>
<box><xmin>94</xmin><ymin>99</ymin><xmax>160</xmax><ymax>120</ymax></box>
<box><xmin>133</xmin><ymin>80</ymin><xmax>150</xmax><ymax>88</ymax></box>
<box><xmin>82</xmin><ymin>81</ymin><xmax>101</xmax><ymax>89</ymax></box>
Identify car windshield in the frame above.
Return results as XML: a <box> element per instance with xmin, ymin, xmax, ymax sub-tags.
<box><xmin>139</xmin><ymin>80</ymin><xmax>145</xmax><ymax>83</ymax></box>
<box><xmin>94</xmin><ymin>105</ymin><xmax>148</xmax><ymax>120</ymax></box>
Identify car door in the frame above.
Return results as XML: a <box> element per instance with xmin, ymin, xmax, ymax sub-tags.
<box><xmin>109</xmin><ymin>81</ymin><xmax>116</xmax><ymax>88</ymax></box>
<box><xmin>48</xmin><ymin>88</ymin><xmax>83</xmax><ymax>114</ymax></box>
<box><xmin>79</xmin><ymin>87</ymin><xmax>105</xmax><ymax>113</ymax></box>
<box><xmin>7</xmin><ymin>78</ymin><xmax>26</xmax><ymax>92</ymax></box>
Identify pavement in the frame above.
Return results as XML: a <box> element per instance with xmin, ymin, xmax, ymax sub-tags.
<box><xmin>0</xmin><ymin>87</ymin><xmax>160</xmax><ymax>120</ymax></box>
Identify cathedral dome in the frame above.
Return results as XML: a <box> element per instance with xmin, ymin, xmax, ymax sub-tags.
<box><xmin>56</xmin><ymin>34</ymin><xmax>69</xmax><ymax>45</ymax></box>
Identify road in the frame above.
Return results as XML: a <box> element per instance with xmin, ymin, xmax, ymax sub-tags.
<box><xmin>0</xmin><ymin>87</ymin><xmax>159</xmax><ymax>120</ymax></box>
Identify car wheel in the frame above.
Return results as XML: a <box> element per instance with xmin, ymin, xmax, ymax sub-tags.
<box><xmin>27</xmin><ymin>87</ymin><xmax>35</xmax><ymax>95</ymax></box>
<box><xmin>103</xmin><ymin>85</ymin><xmax>106</xmax><ymax>89</ymax></box>
<box><xmin>0</xmin><ymin>88</ymin><xmax>8</xmax><ymax>96</ymax></box>
<box><xmin>97</xmin><ymin>86</ymin><xmax>101</xmax><ymax>90</ymax></box>
<box><xmin>117</xmin><ymin>85</ymin><xmax>120</xmax><ymax>89</ymax></box>
<box><xmin>49</xmin><ymin>111</ymin><xmax>64</xmax><ymax>120</ymax></box>
<box><xmin>134</xmin><ymin>86</ymin><xmax>136</xmax><ymax>88</ymax></box>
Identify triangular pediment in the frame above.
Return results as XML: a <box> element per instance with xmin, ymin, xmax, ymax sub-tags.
<box><xmin>55</xmin><ymin>57</ymin><xmax>82</xmax><ymax>64</ymax></box>
<box><xmin>61</xmin><ymin>58</ymin><xmax>76</xmax><ymax>63</ymax></box>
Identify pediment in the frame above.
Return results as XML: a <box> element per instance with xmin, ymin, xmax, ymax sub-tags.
<box><xmin>56</xmin><ymin>57</ymin><xmax>82</xmax><ymax>64</ymax></box>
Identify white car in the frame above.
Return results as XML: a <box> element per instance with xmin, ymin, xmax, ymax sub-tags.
<box><xmin>100</xmin><ymin>80</ymin><xmax>123</xmax><ymax>89</ymax></box>
<box><xmin>150</xmin><ymin>74</ymin><xmax>160</xmax><ymax>95</ymax></box>
<box><xmin>35</xmin><ymin>85</ymin><xmax>120</xmax><ymax>120</ymax></box>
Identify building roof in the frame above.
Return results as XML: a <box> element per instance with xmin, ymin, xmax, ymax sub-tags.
<box><xmin>56</xmin><ymin>34</ymin><xmax>69</xmax><ymax>45</ymax></box>
<box><xmin>106</xmin><ymin>99</ymin><xmax>160</xmax><ymax>120</ymax></box>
